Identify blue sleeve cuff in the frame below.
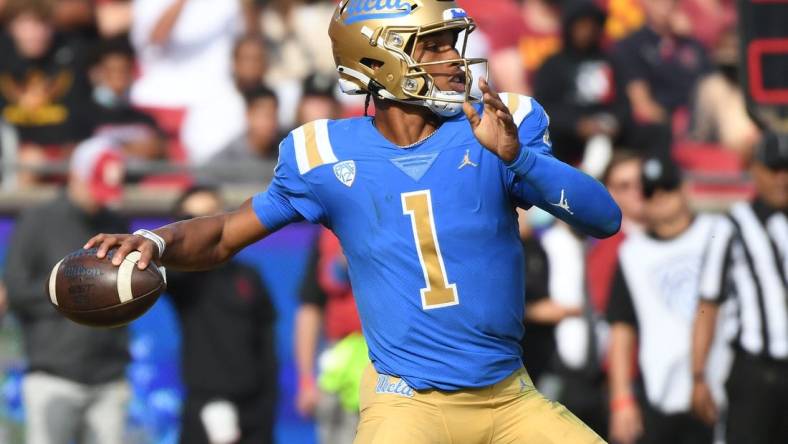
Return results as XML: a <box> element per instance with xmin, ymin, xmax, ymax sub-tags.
<box><xmin>505</xmin><ymin>144</ymin><xmax>537</xmax><ymax>178</ymax></box>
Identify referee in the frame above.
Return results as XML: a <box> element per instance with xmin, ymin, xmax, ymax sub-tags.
<box><xmin>691</xmin><ymin>132</ymin><xmax>788</xmax><ymax>444</ymax></box>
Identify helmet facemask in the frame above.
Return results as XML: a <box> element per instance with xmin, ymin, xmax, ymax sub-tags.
<box><xmin>389</xmin><ymin>19</ymin><xmax>487</xmax><ymax>116</ymax></box>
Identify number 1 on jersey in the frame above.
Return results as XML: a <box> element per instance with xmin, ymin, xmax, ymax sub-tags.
<box><xmin>401</xmin><ymin>190</ymin><xmax>459</xmax><ymax>310</ymax></box>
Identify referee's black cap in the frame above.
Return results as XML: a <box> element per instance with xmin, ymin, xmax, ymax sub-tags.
<box><xmin>755</xmin><ymin>132</ymin><xmax>788</xmax><ymax>170</ymax></box>
<box><xmin>641</xmin><ymin>156</ymin><xmax>682</xmax><ymax>199</ymax></box>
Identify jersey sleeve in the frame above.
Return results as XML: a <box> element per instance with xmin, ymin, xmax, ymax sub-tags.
<box><xmin>501</xmin><ymin>95</ymin><xmax>621</xmax><ymax>239</ymax></box>
<box><xmin>698</xmin><ymin>216</ymin><xmax>736</xmax><ymax>303</ymax></box>
<box><xmin>251</xmin><ymin>133</ymin><xmax>327</xmax><ymax>232</ymax></box>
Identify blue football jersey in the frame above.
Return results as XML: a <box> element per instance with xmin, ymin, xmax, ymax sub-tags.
<box><xmin>253</xmin><ymin>94</ymin><xmax>620</xmax><ymax>390</ymax></box>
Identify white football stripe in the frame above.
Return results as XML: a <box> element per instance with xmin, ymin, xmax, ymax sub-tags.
<box><xmin>48</xmin><ymin>259</ymin><xmax>63</xmax><ymax>306</ymax></box>
<box><xmin>117</xmin><ymin>251</ymin><xmax>141</xmax><ymax>304</ymax></box>
<box><xmin>314</xmin><ymin>119</ymin><xmax>338</xmax><ymax>165</ymax></box>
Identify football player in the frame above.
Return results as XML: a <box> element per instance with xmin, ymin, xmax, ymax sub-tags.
<box><xmin>86</xmin><ymin>1</ymin><xmax>620</xmax><ymax>442</ymax></box>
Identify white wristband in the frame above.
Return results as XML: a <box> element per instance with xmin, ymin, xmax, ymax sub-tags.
<box><xmin>133</xmin><ymin>229</ymin><xmax>166</xmax><ymax>258</ymax></box>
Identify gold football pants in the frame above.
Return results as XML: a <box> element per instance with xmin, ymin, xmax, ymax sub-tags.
<box><xmin>354</xmin><ymin>365</ymin><xmax>605</xmax><ymax>444</ymax></box>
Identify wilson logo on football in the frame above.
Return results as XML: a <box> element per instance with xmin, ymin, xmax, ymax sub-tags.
<box><xmin>343</xmin><ymin>0</ymin><xmax>415</xmax><ymax>24</ymax></box>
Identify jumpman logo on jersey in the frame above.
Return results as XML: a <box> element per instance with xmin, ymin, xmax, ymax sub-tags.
<box><xmin>458</xmin><ymin>149</ymin><xmax>478</xmax><ymax>169</ymax></box>
<box><xmin>550</xmin><ymin>189</ymin><xmax>574</xmax><ymax>215</ymax></box>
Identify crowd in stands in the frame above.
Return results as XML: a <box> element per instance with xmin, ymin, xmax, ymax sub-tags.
<box><xmin>0</xmin><ymin>0</ymin><xmax>758</xmax><ymax>187</ymax></box>
<box><xmin>0</xmin><ymin>1</ymin><xmax>784</xmax><ymax>444</ymax></box>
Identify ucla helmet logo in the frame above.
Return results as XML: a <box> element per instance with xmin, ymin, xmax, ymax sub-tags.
<box><xmin>344</xmin><ymin>0</ymin><xmax>416</xmax><ymax>25</ymax></box>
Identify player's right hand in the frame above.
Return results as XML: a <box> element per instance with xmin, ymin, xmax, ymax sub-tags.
<box><xmin>691</xmin><ymin>380</ymin><xmax>718</xmax><ymax>425</ymax></box>
<box><xmin>609</xmin><ymin>402</ymin><xmax>643</xmax><ymax>444</ymax></box>
<box><xmin>84</xmin><ymin>233</ymin><xmax>159</xmax><ymax>270</ymax></box>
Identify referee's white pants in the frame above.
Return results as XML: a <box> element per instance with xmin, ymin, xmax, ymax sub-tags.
<box><xmin>22</xmin><ymin>372</ymin><xmax>130</xmax><ymax>444</ymax></box>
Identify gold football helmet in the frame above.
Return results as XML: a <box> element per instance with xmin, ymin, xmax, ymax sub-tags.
<box><xmin>328</xmin><ymin>0</ymin><xmax>487</xmax><ymax>117</ymax></box>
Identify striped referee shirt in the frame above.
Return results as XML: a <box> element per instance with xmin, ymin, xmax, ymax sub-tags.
<box><xmin>699</xmin><ymin>200</ymin><xmax>788</xmax><ymax>360</ymax></box>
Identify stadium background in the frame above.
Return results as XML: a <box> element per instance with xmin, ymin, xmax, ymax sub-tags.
<box><xmin>0</xmin><ymin>0</ymin><xmax>783</xmax><ymax>442</ymax></box>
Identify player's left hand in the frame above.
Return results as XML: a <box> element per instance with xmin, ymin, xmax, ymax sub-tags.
<box><xmin>463</xmin><ymin>78</ymin><xmax>521</xmax><ymax>163</ymax></box>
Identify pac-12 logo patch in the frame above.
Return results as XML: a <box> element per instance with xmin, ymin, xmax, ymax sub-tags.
<box><xmin>333</xmin><ymin>160</ymin><xmax>357</xmax><ymax>187</ymax></box>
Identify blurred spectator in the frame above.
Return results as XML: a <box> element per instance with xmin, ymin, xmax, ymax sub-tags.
<box><xmin>167</xmin><ymin>185</ymin><xmax>277</xmax><ymax>444</ymax></box>
<box><xmin>86</xmin><ymin>120</ymin><xmax>164</xmax><ymax>171</ymax></box>
<box><xmin>131</xmin><ymin>0</ymin><xmax>246</xmax><ymax>163</ymax></box>
<box><xmin>233</xmin><ymin>34</ymin><xmax>268</xmax><ymax>96</ymax></box>
<box><xmin>52</xmin><ymin>0</ymin><xmax>95</xmax><ymax>38</ymax></box>
<box><xmin>95</xmin><ymin>0</ymin><xmax>134</xmax><ymax>38</ymax></box>
<box><xmin>457</xmin><ymin>0</ymin><xmax>529</xmax><ymax>94</ymax></box>
<box><xmin>261</xmin><ymin>0</ymin><xmax>336</xmax><ymax>85</ymax></box>
<box><xmin>261</xmin><ymin>0</ymin><xmax>337</xmax><ymax>128</ymax></box>
<box><xmin>613</xmin><ymin>0</ymin><xmax>711</xmax><ymax>143</ymax></box>
<box><xmin>4</xmin><ymin>142</ymin><xmax>130</xmax><ymax>444</ymax></box>
<box><xmin>87</xmin><ymin>36</ymin><xmax>160</xmax><ymax>134</ymax></box>
<box><xmin>604</xmin><ymin>0</ymin><xmax>645</xmax><ymax>41</ymax></box>
<box><xmin>241</xmin><ymin>0</ymin><xmax>261</xmax><ymax>35</ymax></box>
<box><xmin>516</xmin><ymin>213</ymin><xmax>581</xmax><ymax>385</ymax></box>
<box><xmin>296</xmin><ymin>73</ymin><xmax>342</xmax><ymax>127</ymax></box>
<box><xmin>607</xmin><ymin>156</ymin><xmax>721</xmax><ymax>444</ymax></box>
<box><xmin>295</xmin><ymin>229</ymin><xmax>365</xmax><ymax>444</ymax></box>
<box><xmin>0</xmin><ymin>0</ymin><xmax>93</xmax><ymax>183</ymax></box>
<box><xmin>534</xmin><ymin>1</ymin><xmax>624</xmax><ymax>172</ymax></box>
<box><xmin>602</xmin><ymin>151</ymin><xmax>645</xmax><ymax>233</ymax></box>
<box><xmin>690</xmin><ymin>26</ymin><xmax>759</xmax><ymax>160</ymax></box>
<box><xmin>678</xmin><ymin>0</ymin><xmax>736</xmax><ymax>50</ymax></box>
<box><xmin>541</xmin><ymin>219</ymin><xmax>609</xmax><ymax>437</ymax></box>
<box><xmin>691</xmin><ymin>132</ymin><xmax>788</xmax><ymax>444</ymax></box>
<box><xmin>203</xmin><ymin>85</ymin><xmax>279</xmax><ymax>184</ymax></box>
<box><xmin>517</xmin><ymin>0</ymin><xmax>562</xmax><ymax>77</ymax></box>
<box><xmin>587</xmin><ymin>151</ymin><xmax>644</xmax><ymax>318</ymax></box>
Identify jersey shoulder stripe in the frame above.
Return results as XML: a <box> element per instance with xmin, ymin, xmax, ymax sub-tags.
<box><xmin>498</xmin><ymin>92</ymin><xmax>534</xmax><ymax>127</ymax></box>
<box><xmin>293</xmin><ymin>119</ymin><xmax>339</xmax><ymax>175</ymax></box>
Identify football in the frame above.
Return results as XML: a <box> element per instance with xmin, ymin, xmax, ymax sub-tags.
<box><xmin>46</xmin><ymin>248</ymin><xmax>166</xmax><ymax>328</ymax></box>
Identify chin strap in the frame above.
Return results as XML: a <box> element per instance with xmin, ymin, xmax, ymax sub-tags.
<box><xmin>379</xmin><ymin>90</ymin><xmax>466</xmax><ymax>118</ymax></box>
<box><xmin>426</xmin><ymin>91</ymin><xmax>466</xmax><ymax>117</ymax></box>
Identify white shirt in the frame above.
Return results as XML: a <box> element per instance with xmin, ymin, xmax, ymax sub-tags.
<box><xmin>131</xmin><ymin>0</ymin><xmax>243</xmax><ymax>108</ymax></box>
<box><xmin>130</xmin><ymin>0</ymin><xmax>245</xmax><ymax>164</ymax></box>
<box><xmin>617</xmin><ymin>214</ymin><xmax>733</xmax><ymax>413</ymax></box>
<box><xmin>542</xmin><ymin>223</ymin><xmax>591</xmax><ymax>370</ymax></box>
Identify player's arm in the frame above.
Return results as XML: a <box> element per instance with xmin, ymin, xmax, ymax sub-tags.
<box><xmin>464</xmin><ymin>79</ymin><xmax>621</xmax><ymax>239</ymax></box>
<box><xmin>149</xmin><ymin>0</ymin><xmax>188</xmax><ymax>46</ymax></box>
<box><xmin>294</xmin><ymin>303</ymin><xmax>323</xmax><ymax>416</ymax></box>
<box><xmin>608</xmin><ymin>323</ymin><xmax>642</xmax><ymax>444</ymax></box>
<box><xmin>691</xmin><ymin>300</ymin><xmax>720</xmax><ymax>424</ymax></box>
<box><xmin>85</xmin><ymin>199</ymin><xmax>269</xmax><ymax>271</ymax></box>
<box><xmin>606</xmin><ymin>265</ymin><xmax>643</xmax><ymax>444</ymax></box>
<box><xmin>690</xmin><ymin>216</ymin><xmax>733</xmax><ymax>424</ymax></box>
<box><xmin>86</xmin><ymin>134</ymin><xmax>324</xmax><ymax>271</ymax></box>
<box><xmin>294</xmin><ymin>241</ymin><xmax>327</xmax><ymax>416</ymax></box>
